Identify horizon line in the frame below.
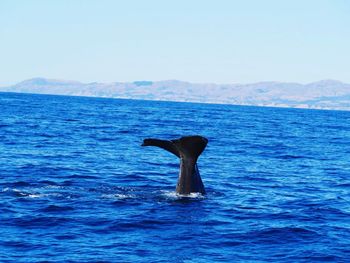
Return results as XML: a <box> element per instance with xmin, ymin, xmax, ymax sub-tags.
<box><xmin>1</xmin><ymin>77</ymin><xmax>349</xmax><ymax>87</ymax></box>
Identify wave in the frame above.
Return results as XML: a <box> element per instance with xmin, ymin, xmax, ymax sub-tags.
<box><xmin>38</xmin><ymin>205</ymin><xmax>75</xmax><ymax>213</ymax></box>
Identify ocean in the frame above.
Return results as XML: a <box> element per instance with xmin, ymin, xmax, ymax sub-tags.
<box><xmin>1</xmin><ymin>92</ymin><xmax>350</xmax><ymax>262</ymax></box>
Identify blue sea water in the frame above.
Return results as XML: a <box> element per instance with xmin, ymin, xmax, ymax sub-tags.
<box><xmin>1</xmin><ymin>92</ymin><xmax>350</xmax><ymax>262</ymax></box>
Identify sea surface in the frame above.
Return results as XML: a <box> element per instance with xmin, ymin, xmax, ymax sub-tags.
<box><xmin>1</xmin><ymin>92</ymin><xmax>350</xmax><ymax>262</ymax></box>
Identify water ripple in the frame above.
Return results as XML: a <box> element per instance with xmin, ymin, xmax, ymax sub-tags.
<box><xmin>1</xmin><ymin>92</ymin><xmax>350</xmax><ymax>262</ymax></box>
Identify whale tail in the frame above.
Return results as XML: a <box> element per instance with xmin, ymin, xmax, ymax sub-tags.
<box><xmin>142</xmin><ymin>135</ymin><xmax>208</xmax><ymax>195</ymax></box>
<box><xmin>142</xmin><ymin>135</ymin><xmax>208</xmax><ymax>160</ymax></box>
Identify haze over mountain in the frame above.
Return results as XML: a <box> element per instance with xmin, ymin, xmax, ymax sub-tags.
<box><xmin>1</xmin><ymin>78</ymin><xmax>350</xmax><ymax>111</ymax></box>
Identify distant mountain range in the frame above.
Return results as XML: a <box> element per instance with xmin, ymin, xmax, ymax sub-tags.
<box><xmin>1</xmin><ymin>78</ymin><xmax>350</xmax><ymax>110</ymax></box>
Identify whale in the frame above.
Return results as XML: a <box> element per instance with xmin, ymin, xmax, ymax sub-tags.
<box><xmin>141</xmin><ymin>135</ymin><xmax>208</xmax><ymax>195</ymax></box>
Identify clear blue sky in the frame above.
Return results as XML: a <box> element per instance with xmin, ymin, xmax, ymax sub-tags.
<box><xmin>1</xmin><ymin>0</ymin><xmax>349</xmax><ymax>85</ymax></box>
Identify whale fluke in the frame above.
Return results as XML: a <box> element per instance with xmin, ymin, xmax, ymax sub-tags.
<box><xmin>142</xmin><ymin>135</ymin><xmax>208</xmax><ymax>195</ymax></box>
<box><xmin>142</xmin><ymin>139</ymin><xmax>180</xmax><ymax>157</ymax></box>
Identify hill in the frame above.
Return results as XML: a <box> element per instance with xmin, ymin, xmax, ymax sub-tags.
<box><xmin>1</xmin><ymin>78</ymin><xmax>350</xmax><ymax>110</ymax></box>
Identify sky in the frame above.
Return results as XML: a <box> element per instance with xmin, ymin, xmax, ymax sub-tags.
<box><xmin>0</xmin><ymin>0</ymin><xmax>350</xmax><ymax>86</ymax></box>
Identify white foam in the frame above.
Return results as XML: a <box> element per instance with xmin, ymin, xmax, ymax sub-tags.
<box><xmin>27</xmin><ymin>194</ymin><xmax>42</xmax><ymax>198</ymax></box>
<box><xmin>161</xmin><ymin>190</ymin><xmax>205</xmax><ymax>199</ymax></box>
<box><xmin>43</xmin><ymin>185</ymin><xmax>64</xmax><ymax>189</ymax></box>
<box><xmin>101</xmin><ymin>193</ymin><xmax>134</xmax><ymax>200</ymax></box>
